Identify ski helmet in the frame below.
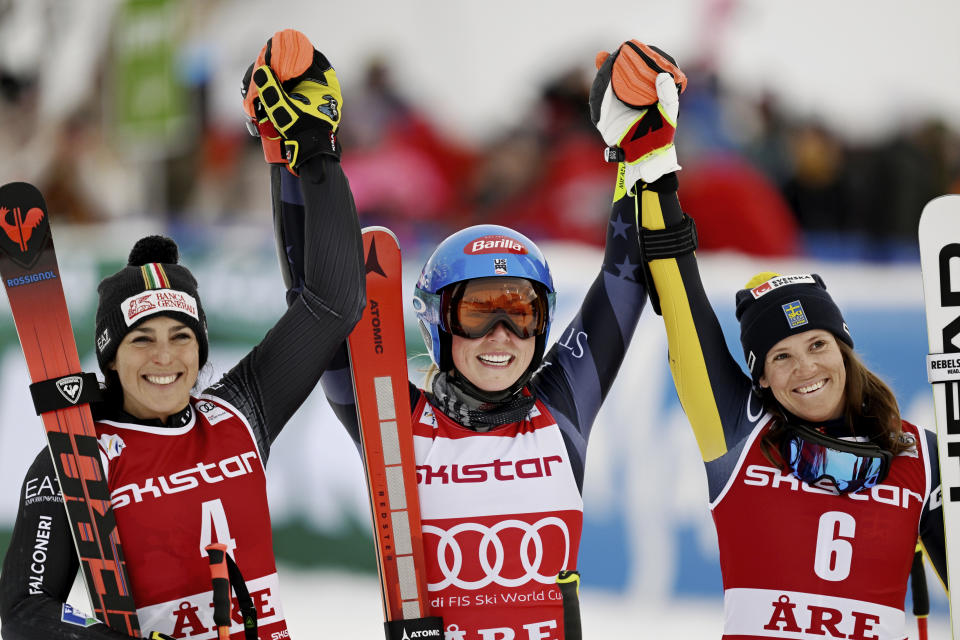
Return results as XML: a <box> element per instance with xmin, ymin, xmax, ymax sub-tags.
<box><xmin>413</xmin><ymin>225</ymin><xmax>556</xmax><ymax>374</ymax></box>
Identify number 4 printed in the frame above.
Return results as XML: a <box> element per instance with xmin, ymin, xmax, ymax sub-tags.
<box><xmin>200</xmin><ymin>498</ymin><xmax>237</xmax><ymax>560</ymax></box>
<box><xmin>814</xmin><ymin>511</ymin><xmax>855</xmax><ymax>581</ymax></box>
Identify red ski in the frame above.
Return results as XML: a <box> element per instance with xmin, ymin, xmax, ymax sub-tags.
<box><xmin>347</xmin><ymin>227</ymin><xmax>437</xmax><ymax>638</ymax></box>
<box><xmin>0</xmin><ymin>182</ymin><xmax>140</xmax><ymax>635</ymax></box>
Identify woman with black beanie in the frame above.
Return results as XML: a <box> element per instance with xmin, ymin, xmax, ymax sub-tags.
<box><xmin>0</xmin><ymin>31</ymin><xmax>364</xmax><ymax>640</ymax></box>
<box><xmin>617</xmin><ymin>42</ymin><xmax>949</xmax><ymax>640</ymax></box>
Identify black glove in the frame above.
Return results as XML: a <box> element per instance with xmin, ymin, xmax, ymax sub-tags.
<box><xmin>242</xmin><ymin>29</ymin><xmax>343</xmax><ymax>174</ymax></box>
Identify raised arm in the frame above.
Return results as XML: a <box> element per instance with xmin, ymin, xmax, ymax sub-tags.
<box><xmin>530</xmin><ymin>178</ymin><xmax>648</xmax><ymax>482</ymax></box>
<box><xmin>207</xmin><ymin>32</ymin><xmax>366</xmax><ymax>457</ymax></box>
<box><xmin>591</xmin><ymin>40</ymin><xmax>758</xmax><ymax>463</ymax></box>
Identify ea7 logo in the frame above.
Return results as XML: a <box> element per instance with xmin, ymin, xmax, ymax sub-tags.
<box><xmin>56</xmin><ymin>376</ymin><xmax>83</xmax><ymax>404</ymax></box>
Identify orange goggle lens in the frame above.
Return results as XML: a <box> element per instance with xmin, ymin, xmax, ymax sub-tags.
<box><xmin>442</xmin><ymin>277</ymin><xmax>548</xmax><ymax>340</ymax></box>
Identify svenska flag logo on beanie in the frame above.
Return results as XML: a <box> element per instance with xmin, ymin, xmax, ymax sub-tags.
<box><xmin>782</xmin><ymin>300</ymin><xmax>808</xmax><ymax>329</ymax></box>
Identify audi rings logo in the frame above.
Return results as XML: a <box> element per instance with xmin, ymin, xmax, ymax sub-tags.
<box><xmin>423</xmin><ymin>517</ymin><xmax>570</xmax><ymax>590</ymax></box>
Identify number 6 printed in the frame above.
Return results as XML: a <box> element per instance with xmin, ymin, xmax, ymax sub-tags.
<box><xmin>814</xmin><ymin>511</ymin><xmax>855</xmax><ymax>581</ymax></box>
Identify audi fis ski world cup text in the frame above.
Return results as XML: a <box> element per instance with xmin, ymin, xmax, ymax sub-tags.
<box><xmin>436</xmin><ymin>591</ymin><xmax>564</xmax><ymax>608</ymax></box>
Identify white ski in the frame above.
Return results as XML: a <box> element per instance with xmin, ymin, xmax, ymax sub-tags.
<box><xmin>919</xmin><ymin>193</ymin><xmax>960</xmax><ymax>639</ymax></box>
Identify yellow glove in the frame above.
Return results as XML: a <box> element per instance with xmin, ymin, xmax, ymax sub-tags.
<box><xmin>242</xmin><ymin>29</ymin><xmax>343</xmax><ymax>173</ymax></box>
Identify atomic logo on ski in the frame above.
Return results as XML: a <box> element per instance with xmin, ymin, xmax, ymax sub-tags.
<box><xmin>56</xmin><ymin>375</ymin><xmax>84</xmax><ymax>405</ymax></box>
<box><xmin>0</xmin><ymin>193</ymin><xmax>49</xmax><ymax>268</ymax></box>
<box><xmin>364</xmin><ymin>236</ymin><xmax>387</xmax><ymax>278</ymax></box>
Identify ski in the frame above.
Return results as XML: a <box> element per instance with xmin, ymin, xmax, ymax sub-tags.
<box><xmin>918</xmin><ymin>193</ymin><xmax>960</xmax><ymax>640</ymax></box>
<box><xmin>0</xmin><ymin>182</ymin><xmax>140</xmax><ymax>635</ymax></box>
<box><xmin>346</xmin><ymin>226</ymin><xmax>435</xmax><ymax>638</ymax></box>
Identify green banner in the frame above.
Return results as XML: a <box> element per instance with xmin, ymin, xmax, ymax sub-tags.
<box><xmin>112</xmin><ymin>0</ymin><xmax>190</xmax><ymax>152</ymax></box>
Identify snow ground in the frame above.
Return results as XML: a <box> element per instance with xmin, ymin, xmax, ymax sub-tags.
<box><xmin>275</xmin><ymin>569</ymin><xmax>952</xmax><ymax>640</ymax></box>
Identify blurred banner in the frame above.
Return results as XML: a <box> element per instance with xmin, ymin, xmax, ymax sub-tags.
<box><xmin>0</xmin><ymin>225</ymin><xmax>946</xmax><ymax>614</ymax></box>
<box><xmin>113</xmin><ymin>0</ymin><xmax>191</xmax><ymax>155</ymax></box>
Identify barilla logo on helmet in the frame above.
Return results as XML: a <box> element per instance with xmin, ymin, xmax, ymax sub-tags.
<box><xmin>750</xmin><ymin>274</ymin><xmax>817</xmax><ymax>299</ymax></box>
<box><xmin>464</xmin><ymin>235</ymin><xmax>528</xmax><ymax>255</ymax></box>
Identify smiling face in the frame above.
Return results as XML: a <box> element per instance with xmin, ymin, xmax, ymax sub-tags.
<box><xmin>451</xmin><ymin>322</ymin><xmax>536</xmax><ymax>392</ymax></box>
<box><xmin>111</xmin><ymin>315</ymin><xmax>199</xmax><ymax>423</ymax></box>
<box><xmin>759</xmin><ymin>329</ymin><xmax>847</xmax><ymax>422</ymax></box>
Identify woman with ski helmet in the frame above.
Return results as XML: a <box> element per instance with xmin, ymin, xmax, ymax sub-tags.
<box><xmin>0</xmin><ymin>30</ymin><xmax>365</xmax><ymax>640</ymax></box>
<box><xmin>596</xmin><ymin>37</ymin><xmax>949</xmax><ymax>637</ymax></box>
<box><xmin>411</xmin><ymin>224</ymin><xmax>557</xmax><ymax>415</ymax></box>
<box><xmin>282</xmin><ymin>40</ymin><xmax>689</xmax><ymax>640</ymax></box>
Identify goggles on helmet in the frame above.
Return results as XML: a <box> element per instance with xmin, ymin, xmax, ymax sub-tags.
<box><xmin>780</xmin><ymin>423</ymin><xmax>892</xmax><ymax>494</ymax></box>
<box><xmin>440</xmin><ymin>277</ymin><xmax>550</xmax><ymax>340</ymax></box>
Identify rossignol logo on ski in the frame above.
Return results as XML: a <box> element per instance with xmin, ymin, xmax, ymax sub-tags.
<box><xmin>0</xmin><ymin>182</ymin><xmax>140</xmax><ymax>635</ymax></box>
<box><xmin>56</xmin><ymin>375</ymin><xmax>84</xmax><ymax>405</ymax></box>
<box><xmin>6</xmin><ymin>270</ymin><xmax>57</xmax><ymax>288</ymax></box>
<box><xmin>464</xmin><ymin>235</ymin><xmax>528</xmax><ymax>255</ymax></box>
<box><xmin>0</xmin><ymin>191</ymin><xmax>50</xmax><ymax>269</ymax></box>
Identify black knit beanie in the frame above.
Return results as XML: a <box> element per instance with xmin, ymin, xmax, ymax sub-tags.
<box><xmin>94</xmin><ymin>236</ymin><xmax>208</xmax><ymax>374</ymax></box>
<box><xmin>735</xmin><ymin>272</ymin><xmax>852</xmax><ymax>384</ymax></box>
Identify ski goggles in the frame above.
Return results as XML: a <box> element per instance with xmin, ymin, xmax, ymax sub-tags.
<box><xmin>780</xmin><ymin>423</ymin><xmax>892</xmax><ymax>494</ymax></box>
<box><xmin>440</xmin><ymin>277</ymin><xmax>551</xmax><ymax>340</ymax></box>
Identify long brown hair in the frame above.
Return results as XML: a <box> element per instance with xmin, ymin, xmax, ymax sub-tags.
<box><xmin>760</xmin><ymin>340</ymin><xmax>914</xmax><ymax>467</ymax></box>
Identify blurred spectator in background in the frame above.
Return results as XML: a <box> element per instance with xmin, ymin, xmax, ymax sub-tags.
<box><xmin>469</xmin><ymin>65</ymin><xmax>614</xmax><ymax>246</ymax></box>
<box><xmin>0</xmin><ymin>0</ymin><xmax>957</xmax><ymax>261</ymax></box>
<box><xmin>337</xmin><ymin>56</ymin><xmax>476</xmax><ymax>248</ymax></box>
<box><xmin>782</xmin><ymin>121</ymin><xmax>849</xmax><ymax>234</ymax></box>
<box><xmin>675</xmin><ymin>64</ymin><xmax>800</xmax><ymax>256</ymax></box>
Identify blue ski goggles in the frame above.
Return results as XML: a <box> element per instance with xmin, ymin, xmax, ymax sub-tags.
<box><xmin>780</xmin><ymin>423</ymin><xmax>892</xmax><ymax>494</ymax></box>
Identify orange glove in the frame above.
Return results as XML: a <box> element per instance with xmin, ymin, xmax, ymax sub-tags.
<box><xmin>589</xmin><ymin>40</ymin><xmax>686</xmax><ymax>185</ymax></box>
<box><xmin>241</xmin><ymin>29</ymin><xmax>342</xmax><ymax>173</ymax></box>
